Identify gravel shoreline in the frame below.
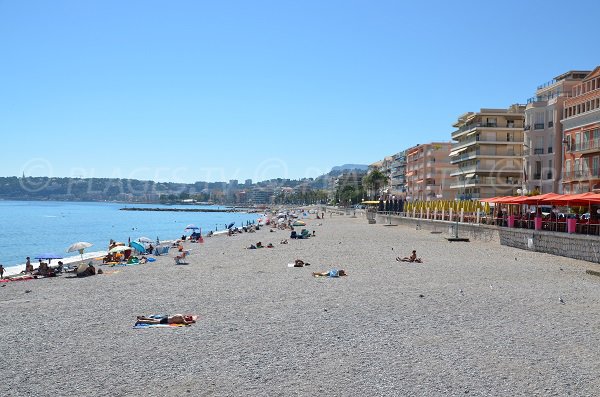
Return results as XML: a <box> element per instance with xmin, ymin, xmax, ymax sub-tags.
<box><xmin>1</xmin><ymin>213</ymin><xmax>600</xmax><ymax>396</ymax></box>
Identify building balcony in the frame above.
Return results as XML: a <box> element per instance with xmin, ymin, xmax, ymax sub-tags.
<box><xmin>450</xmin><ymin>150</ymin><xmax>524</xmax><ymax>164</ymax></box>
<box><xmin>563</xmin><ymin>170</ymin><xmax>600</xmax><ymax>181</ymax></box>
<box><xmin>452</xmin><ymin>122</ymin><xmax>523</xmax><ymax>139</ymax></box>
<box><xmin>452</xmin><ymin>136</ymin><xmax>524</xmax><ymax>150</ymax></box>
<box><xmin>534</xmin><ymin>123</ymin><xmax>545</xmax><ymax>130</ymax></box>
<box><xmin>449</xmin><ymin>177</ymin><xmax>520</xmax><ymax>189</ymax></box>
<box><xmin>450</xmin><ymin>166</ymin><xmax>522</xmax><ymax>177</ymax></box>
<box><xmin>568</xmin><ymin>138</ymin><xmax>600</xmax><ymax>153</ymax></box>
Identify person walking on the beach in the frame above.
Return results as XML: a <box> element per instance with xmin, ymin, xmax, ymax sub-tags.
<box><xmin>0</xmin><ymin>264</ymin><xmax>4</xmax><ymax>279</ymax></box>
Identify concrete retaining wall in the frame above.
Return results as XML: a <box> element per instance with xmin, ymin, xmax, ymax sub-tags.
<box><xmin>498</xmin><ymin>228</ymin><xmax>600</xmax><ymax>263</ymax></box>
<box><xmin>376</xmin><ymin>213</ymin><xmax>600</xmax><ymax>263</ymax></box>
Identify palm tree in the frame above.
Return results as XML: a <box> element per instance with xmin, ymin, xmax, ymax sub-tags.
<box><xmin>362</xmin><ymin>170</ymin><xmax>387</xmax><ymax>199</ymax></box>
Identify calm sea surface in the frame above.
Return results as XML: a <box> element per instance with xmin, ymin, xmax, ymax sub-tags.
<box><xmin>0</xmin><ymin>201</ymin><xmax>260</xmax><ymax>269</ymax></box>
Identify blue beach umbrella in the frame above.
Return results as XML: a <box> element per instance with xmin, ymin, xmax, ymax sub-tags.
<box><xmin>130</xmin><ymin>241</ymin><xmax>146</xmax><ymax>254</ymax></box>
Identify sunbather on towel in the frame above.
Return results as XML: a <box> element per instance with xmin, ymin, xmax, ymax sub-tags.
<box><xmin>312</xmin><ymin>269</ymin><xmax>347</xmax><ymax>277</ymax></box>
<box><xmin>136</xmin><ymin>314</ymin><xmax>196</xmax><ymax>325</ymax></box>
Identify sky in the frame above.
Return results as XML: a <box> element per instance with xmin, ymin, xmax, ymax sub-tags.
<box><xmin>0</xmin><ymin>0</ymin><xmax>597</xmax><ymax>183</ymax></box>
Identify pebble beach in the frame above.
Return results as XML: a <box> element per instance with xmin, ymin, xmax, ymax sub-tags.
<box><xmin>2</xmin><ymin>212</ymin><xmax>600</xmax><ymax>396</ymax></box>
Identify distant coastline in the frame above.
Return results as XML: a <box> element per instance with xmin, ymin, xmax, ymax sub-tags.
<box><xmin>120</xmin><ymin>207</ymin><xmax>258</xmax><ymax>213</ymax></box>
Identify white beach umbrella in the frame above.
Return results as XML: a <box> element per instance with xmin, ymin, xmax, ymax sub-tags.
<box><xmin>108</xmin><ymin>245</ymin><xmax>132</xmax><ymax>254</ymax></box>
<box><xmin>67</xmin><ymin>241</ymin><xmax>94</xmax><ymax>260</ymax></box>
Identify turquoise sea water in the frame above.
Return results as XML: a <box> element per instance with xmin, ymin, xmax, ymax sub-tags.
<box><xmin>0</xmin><ymin>201</ymin><xmax>260</xmax><ymax>269</ymax></box>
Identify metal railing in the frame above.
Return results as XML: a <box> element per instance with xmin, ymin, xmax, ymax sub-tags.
<box><xmin>571</xmin><ymin>138</ymin><xmax>600</xmax><ymax>152</ymax></box>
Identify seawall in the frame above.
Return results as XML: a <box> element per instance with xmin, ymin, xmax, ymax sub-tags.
<box><xmin>374</xmin><ymin>212</ymin><xmax>600</xmax><ymax>264</ymax></box>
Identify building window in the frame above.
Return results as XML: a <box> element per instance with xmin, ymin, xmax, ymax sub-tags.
<box><xmin>534</xmin><ymin>161</ymin><xmax>542</xmax><ymax>180</ymax></box>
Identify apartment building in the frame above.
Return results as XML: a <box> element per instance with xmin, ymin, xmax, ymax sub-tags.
<box><xmin>524</xmin><ymin>70</ymin><xmax>589</xmax><ymax>193</ymax></box>
<box><xmin>562</xmin><ymin>66</ymin><xmax>600</xmax><ymax>193</ymax></box>
<box><xmin>390</xmin><ymin>151</ymin><xmax>407</xmax><ymax>196</ymax></box>
<box><xmin>405</xmin><ymin>142</ymin><xmax>454</xmax><ymax>201</ymax></box>
<box><xmin>450</xmin><ymin>105</ymin><xmax>525</xmax><ymax>199</ymax></box>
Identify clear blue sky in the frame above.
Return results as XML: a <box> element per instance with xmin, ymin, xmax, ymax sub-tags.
<box><xmin>0</xmin><ymin>0</ymin><xmax>597</xmax><ymax>183</ymax></box>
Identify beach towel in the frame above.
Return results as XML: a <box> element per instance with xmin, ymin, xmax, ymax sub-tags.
<box><xmin>133</xmin><ymin>323</ymin><xmax>190</xmax><ymax>329</ymax></box>
<box><xmin>1</xmin><ymin>275</ymin><xmax>35</xmax><ymax>282</ymax></box>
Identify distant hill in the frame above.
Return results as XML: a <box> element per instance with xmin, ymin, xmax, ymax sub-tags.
<box><xmin>330</xmin><ymin>164</ymin><xmax>369</xmax><ymax>172</ymax></box>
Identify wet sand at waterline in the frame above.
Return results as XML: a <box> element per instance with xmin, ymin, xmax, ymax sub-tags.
<box><xmin>1</xmin><ymin>213</ymin><xmax>600</xmax><ymax>396</ymax></box>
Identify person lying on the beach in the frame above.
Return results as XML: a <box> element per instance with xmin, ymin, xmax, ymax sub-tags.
<box><xmin>266</xmin><ymin>243</ymin><xmax>274</xmax><ymax>248</ymax></box>
<box><xmin>396</xmin><ymin>250</ymin><xmax>422</xmax><ymax>263</ymax></box>
<box><xmin>136</xmin><ymin>314</ymin><xmax>196</xmax><ymax>325</ymax></box>
<box><xmin>280</xmin><ymin>239</ymin><xmax>288</xmax><ymax>244</ymax></box>
<box><xmin>312</xmin><ymin>269</ymin><xmax>346</xmax><ymax>277</ymax></box>
<box><xmin>293</xmin><ymin>259</ymin><xmax>311</xmax><ymax>267</ymax></box>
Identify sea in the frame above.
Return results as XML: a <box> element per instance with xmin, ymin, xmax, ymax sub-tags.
<box><xmin>0</xmin><ymin>200</ymin><xmax>262</xmax><ymax>275</ymax></box>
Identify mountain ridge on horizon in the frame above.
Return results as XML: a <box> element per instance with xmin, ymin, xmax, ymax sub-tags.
<box><xmin>330</xmin><ymin>164</ymin><xmax>369</xmax><ymax>172</ymax></box>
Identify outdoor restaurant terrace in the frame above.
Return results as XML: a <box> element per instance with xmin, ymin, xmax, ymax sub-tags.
<box><xmin>377</xmin><ymin>192</ymin><xmax>600</xmax><ymax>236</ymax></box>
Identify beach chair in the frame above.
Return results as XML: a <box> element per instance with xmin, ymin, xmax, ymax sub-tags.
<box><xmin>174</xmin><ymin>250</ymin><xmax>190</xmax><ymax>265</ymax></box>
